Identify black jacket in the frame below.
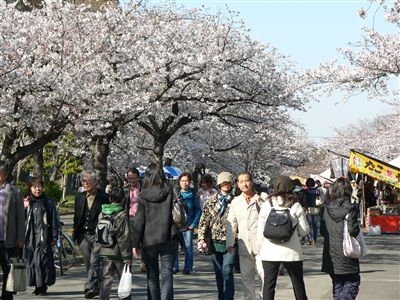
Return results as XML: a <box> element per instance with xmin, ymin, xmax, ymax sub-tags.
<box><xmin>320</xmin><ymin>197</ymin><xmax>360</xmax><ymax>275</ymax></box>
<box><xmin>25</xmin><ymin>194</ymin><xmax>58</xmax><ymax>287</ymax></box>
<box><xmin>131</xmin><ymin>183</ymin><xmax>177</xmax><ymax>249</ymax></box>
<box><xmin>72</xmin><ymin>188</ymin><xmax>109</xmax><ymax>242</ymax></box>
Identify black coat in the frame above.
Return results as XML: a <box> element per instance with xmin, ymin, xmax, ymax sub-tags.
<box><xmin>25</xmin><ymin>194</ymin><xmax>58</xmax><ymax>287</ymax></box>
<box><xmin>131</xmin><ymin>183</ymin><xmax>177</xmax><ymax>249</ymax></box>
<box><xmin>320</xmin><ymin>197</ymin><xmax>360</xmax><ymax>275</ymax></box>
<box><xmin>72</xmin><ymin>188</ymin><xmax>109</xmax><ymax>242</ymax></box>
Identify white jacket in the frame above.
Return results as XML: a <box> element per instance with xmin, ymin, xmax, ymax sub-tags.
<box><xmin>257</xmin><ymin>196</ymin><xmax>309</xmax><ymax>261</ymax></box>
<box><xmin>226</xmin><ymin>193</ymin><xmax>264</xmax><ymax>255</ymax></box>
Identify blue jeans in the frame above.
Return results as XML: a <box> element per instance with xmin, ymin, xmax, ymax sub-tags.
<box><xmin>330</xmin><ymin>273</ymin><xmax>360</xmax><ymax>300</ymax></box>
<box><xmin>173</xmin><ymin>230</ymin><xmax>193</xmax><ymax>272</ymax></box>
<box><xmin>307</xmin><ymin>214</ymin><xmax>318</xmax><ymax>242</ymax></box>
<box><xmin>142</xmin><ymin>239</ymin><xmax>178</xmax><ymax>300</ymax></box>
<box><xmin>212</xmin><ymin>249</ymin><xmax>235</xmax><ymax>300</ymax></box>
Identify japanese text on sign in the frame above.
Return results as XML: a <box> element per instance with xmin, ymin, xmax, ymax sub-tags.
<box><xmin>349</xmin><ymin>150</ymin><xmax>400</xmax><ymax>188</ymax></box>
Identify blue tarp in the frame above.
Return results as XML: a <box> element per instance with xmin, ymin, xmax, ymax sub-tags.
<box><xmin>163</xmin><ymin>166</ymin><xmax>182</xmax><ymax>179</ymax></box>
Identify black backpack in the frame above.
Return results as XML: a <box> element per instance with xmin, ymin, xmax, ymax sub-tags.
<box><xmin>263</xmin><ymin>207</ymin><xmax>297</xmax><ymax>243</ymax></box>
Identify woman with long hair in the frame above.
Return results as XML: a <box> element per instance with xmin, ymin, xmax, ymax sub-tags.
<box><xmin>131</xmin><ymin>162</ymin><xmax>178</xmax><ymax>300</ymax></box>
<box><xmin>320</xmin><ymin>177</ymin><xmax>361</xmax><ymax>299</ymax></box>
<box><xmin>257</xmin><ymin>175</ymin><xmax>309</xmax><ymax>300</ymax></box>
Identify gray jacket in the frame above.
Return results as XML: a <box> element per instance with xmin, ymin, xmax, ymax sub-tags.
<box><xmin>98</xmin><ymin>209</ymin><xmax>132</xmax><ymax>262</ymax></box>
<box><xmin>131</xmin><ymin>184</ymin><xmax>177</xmax><ymax>249</ymax></box>
<box><xmin>2</xmin><ymin>183</ymin><xmax>25</xmax><ymax>248</ymax></box>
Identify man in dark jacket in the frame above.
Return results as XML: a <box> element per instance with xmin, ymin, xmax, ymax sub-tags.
<box><xmin>0</xmin><ymin>161</ymin><xmax>25</xmax><ymax>300</ymax></box>
<box><xmin>73</xmin><ymin>170</ymin><xmax>109</xmax><ymax>299</ymax></box>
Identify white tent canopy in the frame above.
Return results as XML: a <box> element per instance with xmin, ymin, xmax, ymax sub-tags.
<box><xmin>310</xmin><ymin>168</ymin><xmax>335</xmax><ymax>183</ymax></box>
<box><xmin>389</xmin><ymin>156</ymin><xmax>400</xmax><ymax>168</ymax></box>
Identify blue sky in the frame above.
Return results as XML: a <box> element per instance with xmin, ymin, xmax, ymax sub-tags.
<box><xmin>151</xmin><ymin>1</ymin><xmax>396</xmax><ymax>142</ymax></box>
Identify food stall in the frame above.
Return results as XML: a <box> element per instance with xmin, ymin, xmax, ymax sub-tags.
<box><xmin>349</xmin><ymin>149</ymin><xmax>400</xmax><ymax>233</ymax></box>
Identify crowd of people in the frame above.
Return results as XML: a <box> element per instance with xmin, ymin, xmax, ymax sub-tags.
<box><xmin>0</xmin><ymin>159</ymin><xmax>363</xmax><ymax>300</ymax></box>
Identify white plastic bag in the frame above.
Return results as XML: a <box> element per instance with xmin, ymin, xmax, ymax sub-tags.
<box><xmin>343</xmin><ymin>214</ymin><xmax>368</xmax><ymax>259</ymax></box>
<box><xmin>367</xmin><ymin>225</ymin><xmax>381</xmax><ymax>236</ymax></box>
<box><xmin>118</xmin><ymin>263</ymin><xmax>132</xmax><ymax>299</ymax></box>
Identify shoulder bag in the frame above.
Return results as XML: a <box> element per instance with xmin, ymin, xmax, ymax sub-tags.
<box><xmin>6</xmin><ymin>248</ymin><xmax>27</xmax><ymax>293</ymax></box>
<box><xmin>172</xmin><ymin>190</ymin><xmax>188</xmax><ymax>231</ymax></box>
<box><xmin>343</xmin><ymin>213</ymin><xmax>368</xmax><ymax>259</ymax></box>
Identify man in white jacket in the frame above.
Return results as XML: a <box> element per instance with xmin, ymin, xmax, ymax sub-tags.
<box><xmin>226</xmin><ymin>172</ymin><xmax>265</xmax><ymax>300</ymax></box>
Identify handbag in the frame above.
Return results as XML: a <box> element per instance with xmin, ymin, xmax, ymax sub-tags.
<box><xmin>343</xmin><ymin>214</ymin><xmax>368</xmax><ymax>259</ymax></box>
<box><xmin>6</xmin><ymin>253</ymin><xmax>27</xmax><ymax>292</ymax></box>
<box><xmin>315</xmin><ymin>196</ymin><xmax>323</xmax><ymax>208</ymax></box>
<box><xmin>172</xmin><ymin>190</ymin><xmax>188</xmax><ymax>231</ymax></box>
<box><xmin>117</xmin><ymin>263</ymin><xmax>132</xmax><ymax>298</ymax></box>
<box><xmin>308</xmin><ymin>207</ymin><xmax>320</xmax><ymax>216</ymax></box>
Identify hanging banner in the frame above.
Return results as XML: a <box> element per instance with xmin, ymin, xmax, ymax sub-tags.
<box><xmin>349</xmin><ymin>149</ymin><xmax>400</xmax><ymax>188</ymax></box>
<box><xmin>331</xmin><ymin>157</ymin><xmax>349</xmax><ymax>178</ymax></box>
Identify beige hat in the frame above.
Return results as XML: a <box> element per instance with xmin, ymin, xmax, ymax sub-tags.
<box><xmin>217</xmin><ymin>172</ymin><xmax>233</xmax><ymax>186</ymax></box>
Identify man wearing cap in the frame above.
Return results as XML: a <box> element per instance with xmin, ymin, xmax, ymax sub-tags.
<box><xmin>0</xmin><ymin>161</ymin><xmax>25</xmax><ymax>300</ymax></box>
<box><xmin>197</xmin><ymin>172</ymin><xmax>236</xmax><ymax>300</ymax></box>
<box><xmin>226</xmin><ymin>172</ymin><xmax>265</xmax><ymax>300</ymax></box>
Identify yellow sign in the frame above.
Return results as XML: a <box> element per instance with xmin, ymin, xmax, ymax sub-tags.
<box><xmin>349</xmin><ymin>149</ymin><xmax>400</xmax><ymax>188</ymax></box>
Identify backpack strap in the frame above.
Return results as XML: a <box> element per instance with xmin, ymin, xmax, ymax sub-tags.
<box><xmin>112</xmin><ymin>210</ymin><xmax>125</xmax><ymax>222</ymax></box>
<box><xmin>269</xmin><ymin>198</ymin><xmax>273</xmax><ymax>208</ymax></box>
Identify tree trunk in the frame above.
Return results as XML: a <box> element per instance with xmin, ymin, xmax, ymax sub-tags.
<box><xmin>153</xmin><ymin>141</ymin><xmax>165</xmax><ymax>165</ymax></box>
<box><xmin>90</xmin><ymin>137</ymin><xmax>110</xmax><ymax>191</ymax></box>
<box><xmin>32</xmin><ymin>149</ymin><xmax>44</xmax><ymax>179</ymax></box>
<box><xmin>49</xmin><ymin>152</ymin><xmax>60</xmax><ymax>182</ymax></box>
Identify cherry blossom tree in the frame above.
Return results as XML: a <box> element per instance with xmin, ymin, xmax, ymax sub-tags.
<box><xmin>1</xmin><ymin>0</ymin><xmax>309</xmax><ymax>184</ymax></box>
<box><xmin>323</xmin><ymin>110</ymin><xmax>400</xmax><ymax>162</ymax></box>
<box><xmin>0</xmin><ymin>1</ymin><xmax>105</xmax><ymax>178</ymax></box>
<box><xmin>305</xmin><ymin>0</ymin><xmax>399</xmax><ymax>104</ymax></box>
<box><xmin>104</xmin><ymin>1</ymin><xmax>307</xmax><ymax>167</ymax></box>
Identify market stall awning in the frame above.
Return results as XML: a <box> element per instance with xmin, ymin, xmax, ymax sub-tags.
<box><xmin>349</xmin><ymin>149</ymin><xmax>400</xmax><ymax>188</ymax></box>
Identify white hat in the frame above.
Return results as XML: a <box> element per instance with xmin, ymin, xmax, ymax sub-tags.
<box><xmin>217</xmin><ymin>172</ymin><xmax>233</xmax><ymax>186</ymax></box>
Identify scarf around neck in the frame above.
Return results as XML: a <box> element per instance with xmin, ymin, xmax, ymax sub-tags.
<box><xmin>217</xmin><ymin>191</ymin><xmax>232</xmax><ymax>217</ymax></box>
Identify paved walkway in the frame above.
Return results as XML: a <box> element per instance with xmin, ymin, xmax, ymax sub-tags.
<box><xmin>9</xmin><ymin>232</ymin><xmax>400</xmax><ymax>299</ymax></box>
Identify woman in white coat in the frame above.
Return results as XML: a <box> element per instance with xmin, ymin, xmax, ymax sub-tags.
<box><xmin>257</xmin><ymin>176</ymin><xmax>310</xmax><ymax>300</ymax></box>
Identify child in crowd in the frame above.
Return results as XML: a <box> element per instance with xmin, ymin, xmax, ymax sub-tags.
<box><xmin>98</xmin><ymin>186</ymin><xmax>132</xmax><ymax>300</ymax></box>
